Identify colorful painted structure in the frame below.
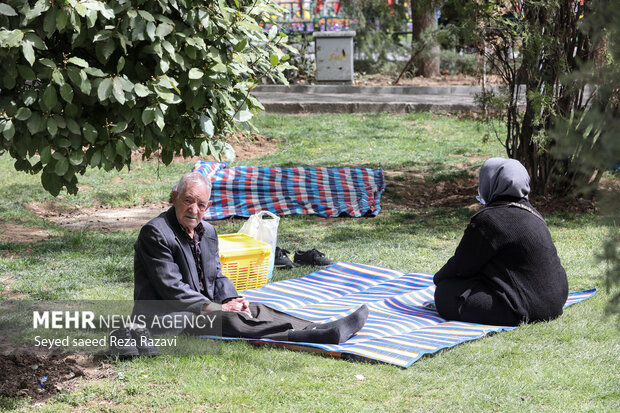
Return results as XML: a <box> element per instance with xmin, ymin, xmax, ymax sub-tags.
<box><xmin>273</xmin><ymin>1</ymin><xmax>353</xmax><ymax>33</ymax></box>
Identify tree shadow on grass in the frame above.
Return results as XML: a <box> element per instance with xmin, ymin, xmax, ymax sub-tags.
<box><xmin>1</xmin><ymin>230</ymin><xmax>136</xmax><ymax>300</ymax></box>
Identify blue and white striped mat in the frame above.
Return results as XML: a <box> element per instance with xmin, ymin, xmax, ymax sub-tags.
<box><xmin>217</xmin><ymin>262</ymin><xmax>596</xmax><ymax>368</ymax></box>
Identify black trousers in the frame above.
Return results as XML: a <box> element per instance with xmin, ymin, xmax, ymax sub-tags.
<box><xmin>434</xmin><ymin>278</ymin><xmax>520</xmax><ymax>326</ymax></box>
<box><xmin>145</xmin><ymin>303</ymin><xmax>311</xmax><ymax>339</ymax></box>
<box><xmin>218</xmin><ymin>303</ymin><xmax>311</xmax><ymax>339</ymax></box>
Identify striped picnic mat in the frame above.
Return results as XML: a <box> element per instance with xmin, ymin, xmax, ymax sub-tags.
<box><xmin>215</xmin><ymin>262</ymin><xmax>595</xmax><ymax>368</ymax></box>
<box><xmin>192</xmin><ymin>161</ymin><xmax>386</xmax><ymax>220</ymax></box>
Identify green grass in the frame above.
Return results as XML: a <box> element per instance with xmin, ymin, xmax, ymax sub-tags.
<box><xmin>1</xmin><ymin>113</ymin><xmax>618</xmax><ymax>412</ymax></box>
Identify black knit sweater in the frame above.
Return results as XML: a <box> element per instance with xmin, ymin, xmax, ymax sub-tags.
<box><xmin>434</xmin><ymin>197</ymin><xmax>569</xmax><ymax>322</ymax></box>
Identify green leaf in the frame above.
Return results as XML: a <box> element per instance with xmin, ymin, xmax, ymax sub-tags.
<box><xmin>233</xmin><ymin>38</ymin><xmax>247</xmax><ymax>52</ymax></box>
<box><xmin>0</xmin><ymin>4</ymin><xmax>18</xmax><ymax>16</ymax></box>
<box><xmin>222</xmin><ymin>142</ymin><xmax>236</xmax><ymax>162</ymax></box>
<box><xmin>97</xmin><ymin>77</ymin><xmax>113</xmax><ymax>101</ymax></box>
<box><xmin>23</xmin><ymin>90</ymin><xmax>37</xmax><ymax>106</ymax></box>
<box><xmin>161</xmin><ymin>148</ymin><xmax>173</xmax><ymax>165</ymax></box>
<box><xmin>199</xmin><ymin>140</ymin><xmax>209</xmax><ymax>157</ymax></box>
<box><xmin>3</xmin><ymin>120</ymin><xmax>15</xmax><ymax>139</ymax></box>
<box><xmin>0</xmin><ymin>29</ymin><xmax>24</xmax><ymax>48</ymax></box>
<box><xmin>42</xmin><ymin>84</ymin><xmax>58</xmax><ymax>110</ymax></box>
<box><xmin>39</xmin><ymin>145</ymin><xmax>52</xmax><ymax>164</ymax></box>
<box><xmin>155</xmin><ymin>107</ymin><xmax>165</xmax><ymax>130</ymax></box>
<box><xmin>270</xmin><ymin>54</ymin><xmax>279</xmax><ymax>66</ymax></box>
<box><xmin>141</xmin><ymin>106</ymin><xmax>156</xmax><ymax>125</ymax></box>
<box><xmin>199</xmin><ymin>114</ymin><xmax>214</xmax><ymax>137</ymax></box>
<box><xmin>96</xmin><ymin>39</ymin><xmax>115</xmax><ymax>62</ymax></box>
<box><xmin>117</xmin><ymin>56</ymin><xmax>125</xmax><ymax>72</ymax></box>
<box><xmin>60</xmin><ymin>83</ymin><xmax>73</xmax><ymax>103</ymax></box>
<box><xmin>27</xmin><ymin>112</ymin><xmax>44</xmax><ymax>134</ymax></box>
<box><xmin>56</xmin><ymin>9</ymin><xmax>69</xmax><ymax>31</ymax></box>
<box><xmin>112</xmin><ymin>77</ymin><xmax>125</xmax><ymax>104</ymax></box>
<box><xmin>67</xmin><ymin>56</ymin><xmax>89</xmax><ymax>68</ymax></box>
<box><xmin>146</xmin><ymin>22</ymin><xmax>156</xmax><ymax>41</ymax></box>
<box><xmin>90</xmin><ymin>150</ymin><xmax>102</xmax><ymax>167</ymax></box>
<box><xmin>115</xmin><ymin>140</ymin><xmax>128</xmax><ymax>157</ymax></box>
<box><xmin>22</xmin><ymin>41</ymin><xmax>35</xmax><ymax>66</ymax></box>
<box><xmin>110</xmin><ymin>121</ymin><xmax>128</xmax><ymax>133</ymax></box>
<box><xmin>17</xmin><ymin>65</ymin><xmax>36</xmax><ymax>81</ymax></box>
<box><xmin>15</xmin><ymin>107</ymin><xmax>32</xmax><ymax>121</ymax></box>
<box><xmin>83</xmin><ymin>67</ymin><xmax>105</xmax><ymax>77</ymax></box>
<box><xmin>66</xmin><ymin>118</ymin><xmax>80</xmax><ymax>135</ymax></box>
<box><xmin>55</xmin><ymin>157</ymin><xmax>68</xmax><ymax>176</ymax></box>
<box><xmin>188</xmin><ymin>68</ymin><xmax>204</xmax><ymax>80</ymax></box>
<box><xmin>123</xmin><ymin>136</ymin><xmax>138</xmax><ymax>151</ymax></box>
<box><xmin>43</xmin><ymin>8</ymin><xmax>57</xmax><ymax>37</ymax></box>
<box><xmin>138</xmin><ymin>10</ymin><xmax>155</xmax><ymax>22</ymax></box>
<box><xmin>78</xmin><ymin>70</ymin><xmax>91</xmax><ymax>94</ymax></box>
<box><xmin>104</xmin><ymin>142</ymin><xmax>115</xmax><ymax>160</ymax></box>
<box><xmin>211</xmin><ymin>62</ymin><xmax>227</xmax><ymax>73</ymax></box>
<box><xmin>155</xmin><ymin>23</ymin><xmax>174</xmax><ymax>38</ymax></box>
<box><xmin>134</xmin><ymin>83</ymin><xmax>150</xmax><ymax>97</ymax></box>
<box><xmin>234</xmin><ymin>109</ymin><xmax>252</xmax><ymax>122</ymax></box>
<box><xmin>52</xmin><ymin>69</ymin><xmax>65</xmax><ymax>86</ymax></box>
<box><xmin>47</xmin><ymin>117</ymin><xmax>58</xmax><ymax>136</ymax></box>
<box><xmin>41</xmin><ymin>172</ymin><xmax>62</xmax><ymax>196</ymax></box>
<box><xmin>82</xmin><ymin>122</ymin><xmax>98</xmax><ymax>144</ymax></box>
<box><xmin>69</xmin><ymin>151</ymin><xmax>83</xmax><ymax>165</ymax></box>
<box><xmin>24</xmin><ymin>33</ymin><xmax>47</xmax><ymax>50</ymax></box>
<box><xmin>39</xmin><ymin>58</ymin><xmax>56</xmax><ymax>68</ymax></box>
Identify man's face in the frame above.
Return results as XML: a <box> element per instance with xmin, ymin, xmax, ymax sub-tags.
<box><xmin>172</xmin><ymin>181</ymin><xmax>211</xmax><ymax>231</ymax></box>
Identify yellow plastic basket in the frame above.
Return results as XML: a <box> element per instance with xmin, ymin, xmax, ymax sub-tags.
<box><xmin>218</xmin><ymin>234</ymin><xmax>271</xmax><ymax>291</ymax></box>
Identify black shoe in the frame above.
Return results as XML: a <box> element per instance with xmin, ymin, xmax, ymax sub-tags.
<box><xmin>274</xmin><ymin>247</ymin><xmax>297</xmax><ymax>269</ymax></box>
<box><xmin>294</xmin><ymin>249</ymin><xmax>335</xmax><ymax>266</ymax></box>
<box><xmin>131</xmin><ymin>327</ymin><xmax>159</xmax><ymax>356</ymax></box>
<box><xmin>107</xmin><ymin>328</ymin><xmax>139</xmax><ymax>358</ymax></box>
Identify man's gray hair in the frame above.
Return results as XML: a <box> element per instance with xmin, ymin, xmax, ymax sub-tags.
<box><xmin>176</xmin><ymin>172</ymin><xmax>212</xmax><ymax>196</ymax></box>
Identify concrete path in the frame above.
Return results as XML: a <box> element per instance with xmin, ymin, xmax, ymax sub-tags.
<box><xmin>251</xmin><ymin>84</ymin><xmax>502</xmax><ymax>114</ymax></box>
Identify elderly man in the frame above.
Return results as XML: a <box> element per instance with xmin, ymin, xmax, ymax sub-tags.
<box><xmin>112</xmin><ymin>172</ymin><xmax>368</xmax><ymax>356</ymax></box>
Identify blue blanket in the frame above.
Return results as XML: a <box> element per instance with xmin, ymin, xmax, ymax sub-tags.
<box><xmin>209</xmin><ymin>262</ymin><xmax>595</xmax><ymax>368</ymax></box>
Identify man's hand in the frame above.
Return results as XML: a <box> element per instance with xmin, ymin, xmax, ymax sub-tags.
<box><xmin>221</xmin><ymin>297</ymin><xmax>252</xmax><ymax>318</ymax></box>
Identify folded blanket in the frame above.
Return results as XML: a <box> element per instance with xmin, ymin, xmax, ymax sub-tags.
<box><xmin>192</xmin><ymin>161</ymin><xmax>386</xmax><ymax>220</ymax></box>
<box><xmin>206</xmin><ymin>262</ymin><xmax>595</xmax><ymax>368</ymax></box>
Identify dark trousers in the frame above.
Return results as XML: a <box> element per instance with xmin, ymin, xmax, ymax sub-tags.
<box><xmin>434</xmin><ymin>278</ymin><xmax>520</xmax><ymax>326</ymax></box>
<box><xmin>218</xmin><ymin>303</ymin><xmax>310</xmax><ymax>339</ymax></box>
<box><xmin>146</xmin><ymin>303</ymin><xmax>310</xmax><ymax>339</ymax></box>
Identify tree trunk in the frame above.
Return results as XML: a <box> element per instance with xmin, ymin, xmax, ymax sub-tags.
<box><xmin>411</xmin><ymin>2</ymin><xmax>440</xmax><ymax>77</ymax></box>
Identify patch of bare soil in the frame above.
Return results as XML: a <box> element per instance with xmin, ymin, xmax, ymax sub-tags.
<box><xmin>131</xmin><ymin>132</ymin><xmax>280</xmax><ymax>163</ymax></box>
<box><xmin>0</xmin><ymin>352</ymin><xmax>115</xmax><ymax>402</ymax></box>
<box><xmin>382</xmin><ymin>170</ymin><xmax>596</xmax><ymax>215</ymax></box>
<box><xmin>26</xmin><ymin>203</ymin><xmax>170</xmax><ymax>232</ymax></box>
<box><xmin>355</xmin><ymin>73</ymin><xmax>504</xmax><ymax>86</ymax></box>
<box><xmin>0</xmin><ymin>219</ymin><xmax>51</xmax><ymax>244</ymax></box>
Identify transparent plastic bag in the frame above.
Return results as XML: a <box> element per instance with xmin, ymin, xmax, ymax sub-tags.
<box><xmin>238</xmin><ymin>211</ymin><xmax>280</xmax><ymax>280</ymax></box>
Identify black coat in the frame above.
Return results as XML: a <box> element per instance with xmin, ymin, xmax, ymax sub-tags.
<box><xmin>133</xmin><ymin>207</ymin><xmax>238</xmax><ymax>313</ymax></box>
<box><xmin>434</xmin><ymin>198</ymin><xmax>568</xmax><ymax>322</ymax></box>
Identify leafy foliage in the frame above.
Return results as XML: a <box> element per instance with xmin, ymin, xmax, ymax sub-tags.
<box><xmin>552</xmin><ymin>0</ymin><xmax>620</xmax><ymax>318</ymax></box>
<box><xmin>465</xmin><ymin>0</ymin><xmax>604</xmax><ymax>196</ymax></box>
<box><xmin>340</xmin><ymin>0</ymin><xmax>409</xmax><ymax>66</ymax></box>
<box><xmin>0</xmin><ymin>0</ymin><xmax>294</xmax><ymax>195</ymax></box>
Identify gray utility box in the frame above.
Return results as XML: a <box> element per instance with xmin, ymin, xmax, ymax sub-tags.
<box><xmin>313</xmin><ymin>31</ymin><xmax>356</xmax><ymax>85</ymax></box>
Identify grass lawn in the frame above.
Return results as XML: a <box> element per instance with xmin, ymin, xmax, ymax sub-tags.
<box><xmin>0</xmin><ymin>113</ymin><xmax>618</xmax><ymax>411</ymax></box>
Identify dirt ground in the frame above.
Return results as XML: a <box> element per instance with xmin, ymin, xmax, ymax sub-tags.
<box><xmin>131</xmin><ymin>132</ymin><xmax>279</xmax><ymax>164</ymax></box>
<box><xmin>0</xmin><ymin>352</ymin><xmax>115</xmax><ymax>403</ymax></box>
<box><xmin>355</xmin><ymin>73</ymin><xmax>504</xmax><ymax>86</ymax></box>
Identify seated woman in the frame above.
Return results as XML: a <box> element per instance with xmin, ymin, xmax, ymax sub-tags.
<box><xmin>433</xmin><ymin>158</ymin><xmax>568</xmax><ymax>326</ymax></box>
